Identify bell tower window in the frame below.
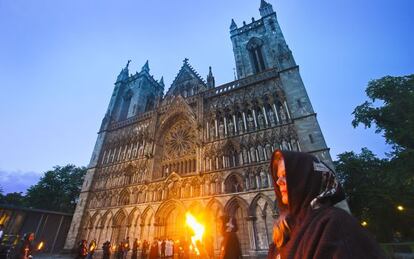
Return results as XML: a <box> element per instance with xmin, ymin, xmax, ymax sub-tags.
<box><xmin>120</xmin><ymin>90</ymin><xmax>133</xmax><ymax>120</ymax></box>
<box><xmin>247</xmin><ymin>37</ymin><xmax>266</xmax><ymax>74</ymax></box>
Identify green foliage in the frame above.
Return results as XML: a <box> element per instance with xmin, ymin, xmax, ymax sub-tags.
<box><xmin>0</xmin><ymin>191</ymin><xmax>26</xmax><ymax>207</ymax></box>
<box><xmin>335</xmin><ymin>148</ymin><xmax>414</xmax><ymax>242</ymax></box>
<box><xmin>352</xmin><ymin>75</ymin><xmax>414</xmax><ymax>152</ymax></box>
<box><xmin>337</xmin><ymin>74</ymin><xmax>414</xmax><ymax>242</ymax></box>
<box><xmin>24</xmin><ymin>164</ymin><xmax>86</xmax><ymax>213</ymax></box>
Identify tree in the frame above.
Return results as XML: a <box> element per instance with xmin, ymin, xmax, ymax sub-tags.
<box><xmin>352</xmin><ymin>74</ymin><xmax>414</xmax><ymax>152</ymax></box>
<box><xmin>334</xmin><ymin>148</ymin><xmax>414</xmax><ymax>242</ymax></box>
<box><xmin>336</xmin><ymin>74</ymin><xmax>414</xmax><ymax>242</ymax></box>
<box><xmin>0</xmin><ymin>190</ymin><xmax>26</xmax><ymax>207</ymax></box>
<box><xmin>25</xmin><ymin>164</ymin><xmax>86</xmax><ymax>213</ymax></box>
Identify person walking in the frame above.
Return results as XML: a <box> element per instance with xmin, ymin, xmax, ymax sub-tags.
<box><xmin>268</xmin><ymin>149</ymin><xmax>387</xmax><ymax>259</ymax></box>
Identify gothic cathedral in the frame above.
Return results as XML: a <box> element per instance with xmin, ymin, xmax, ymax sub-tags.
<box><xmin>65</xmin><ymin>1</ymin><xmax>333</xmax><ymax>257</ymax></box>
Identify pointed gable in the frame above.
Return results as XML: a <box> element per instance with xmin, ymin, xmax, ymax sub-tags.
<box><xmin>165</xmin><ymin>58</ymin><xmax>207</xmax><ymax>98</ymax></box>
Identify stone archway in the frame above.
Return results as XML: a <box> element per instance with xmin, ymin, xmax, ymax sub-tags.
<box><xmin>205</xmin><ymin>199</ymin><xmax>224</xmax><ymax>252</ymax></box>
<box><xmin>249</xmin><ymin>193</ymin><xmax>276</xmax><ymax>250</ymax></box>
<box><xmin>155</xmin><ymin>200</ymin><xmax>186</xmax><ymax>240</ymax></box>
<box><xmin>140</xmin><ymin>206</ymin><xmax>155</xmax><ymax>242</ymax></box>
<box><xmin>112</xmin><ymin>209</ymin><xmax>128</xmax><ymax>244</ymax></box>
<box><xmin>225</xmin><ymin>196</ymin><xmax>250</xmax><ymax>256</ymax></box>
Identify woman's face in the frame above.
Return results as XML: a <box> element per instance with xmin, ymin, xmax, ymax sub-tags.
<box><xmin>276</xmin><ymin>158</ymin><xmax>288</xmax><ymax>205</ymax></box>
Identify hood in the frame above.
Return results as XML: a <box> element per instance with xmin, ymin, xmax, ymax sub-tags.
<box><xmin>270</xmin><ymin>150</ymin><xmax>345</xmax><ymax>219</ymax></box>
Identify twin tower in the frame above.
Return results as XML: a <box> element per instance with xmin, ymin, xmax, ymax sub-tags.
<box><xmin>101</xmin><ymin>0</ymin><xmax>296</xmax><ymax>128</ymax></box>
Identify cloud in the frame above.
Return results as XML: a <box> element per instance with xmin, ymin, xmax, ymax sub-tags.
<box><xmin>0</xmin><ymin>169</ymin><xmax>42</xmax><ymax>194</ymax></box>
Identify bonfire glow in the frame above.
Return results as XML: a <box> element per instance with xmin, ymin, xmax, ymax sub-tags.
<box><xmin>185</xmin><ymin>212</ymin><xmax>205</xmax><ymax>255</ymax></box>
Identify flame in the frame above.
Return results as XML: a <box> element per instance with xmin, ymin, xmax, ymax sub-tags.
<box><xmin>37</xmin><ymin>241</ymin><xmax>44</xmax><ymax>250</ymax></box>
<box><xmin>185</xmin><ymin>212</ymin><xmax>205</xmax><ymax>255</ymax></box>
<box><xmin>112</xmin><ymin>244</ymin><xmax>117</xmax><ymax>251</ymax></box>
<box><xmin>90</xmin><ymin>243</ymin><xmax>96</xmax><ymax>252</ymax></box>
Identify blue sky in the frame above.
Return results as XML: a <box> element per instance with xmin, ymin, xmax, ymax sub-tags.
<box><xmin>0</xmin><ymin>0</ymin><xmax>413</xmax><ymax>193</ymax></box>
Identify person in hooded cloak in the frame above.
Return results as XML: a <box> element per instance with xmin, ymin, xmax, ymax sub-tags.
<box><xmin>219</xmin><ymin>215</ymin><xmax>242</xmax><ymax>259</ymax></box>
<box><xmin>268</xmin><ymin>149</ymin><xmax>386</xmax><ymax>259</ymax></box>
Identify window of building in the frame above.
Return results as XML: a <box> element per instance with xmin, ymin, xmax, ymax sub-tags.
<box><xmin>247</xmin><ymin>37</ymin><xmax>266</xmax><ymax>74</ymax></box>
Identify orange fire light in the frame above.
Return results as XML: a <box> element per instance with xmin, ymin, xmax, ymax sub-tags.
<box><xmin>37</xmin><ymin>241</ymin><xmax>44</xmax><ymax>250</ymax></box>
<box><xmin>185</xmin><ymin>212</ymin><xmax>205</xmax><ymax>255</ymax></box>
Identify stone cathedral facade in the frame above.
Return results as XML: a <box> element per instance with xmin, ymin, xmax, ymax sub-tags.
<box><xmin>65</xmin><ymin>1</ymin><xmax>333</xmax><ymax>257</ymax></box>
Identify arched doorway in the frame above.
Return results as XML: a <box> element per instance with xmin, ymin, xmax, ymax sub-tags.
<box><xmin>112</xmin><ymin>210</ymin><xmax>127</xmax><ymax>244</ymax></box>
<box><xmin>205</xmin><ymin>199</ymin><xmax>224</xmax><ymax>252</ymax></box>
<box><xmin>156</xmin><ymin>201</ymin><xmax>186</xmax><ymax>240</ymax></box>
<box><xmin>140</xmin><ymin>207</ymin><xmax>154</xmax><ymax>242</ymax></box>
<box><xmin>225</xmin><ymin>197</ymin><xmax>250</xmax><ymax>255</ymax></box>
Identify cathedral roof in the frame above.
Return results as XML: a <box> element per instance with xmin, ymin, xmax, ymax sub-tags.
<box><xmin>165</xmin><ymin>58</ymin><xmax>207</xmax><ymax>97</ymax></box>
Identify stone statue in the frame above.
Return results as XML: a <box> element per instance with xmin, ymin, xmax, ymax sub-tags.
<box><xmin>260</xmin><ymin>171</ymin><xmax>268</xmax><ymax>187</ymax></box>
<box><xmin>258</xmin><ymin>111</ymin><xmax>266</xmax><ymax>128</ymax></box>
<box><xmin>228</xmin><ymin>120</ymin><xmax>234</xmax><ymax>135</ymax></box>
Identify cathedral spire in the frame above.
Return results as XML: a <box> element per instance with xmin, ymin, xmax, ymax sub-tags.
<box><xmin>207</xmin><ymin>66</ymin><xmax>215</xmax><ymax>88</ymax></box>
<box><xmin>230</xmin><ymin>19</ymin><xmax>238</xmax><ymax>31</ymax></box>
<box><xmin>159</xmin><ymin>76</ymin><xmax>165</xmax><ymax>88</ymax></box>
<box><xmin>141</xmin><ymin>60</ymin><xmax>150</xmax><ymax>73</ymax></box>
<box><xmin>259</xmin><ymin>0</ymin><xmax>274</xmax><ymax>17</ymax></box>
<box><xmin>116</xmin><ymin>59</ymin><xmax>131</xmax><ymax>82</ymax></box>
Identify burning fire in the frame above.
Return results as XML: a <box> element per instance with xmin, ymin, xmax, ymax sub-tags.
<box><xmin>37</xmin><ymin>241</ymin><xmax>44</xmax><ymax>250</ymax></box>
<box><xmin>90</xmin><ymin>243</ymin><xmax>96</xmax><ymax>252</ymax></box>
<box><xmin>185</xmin><ymin>212</ymin><xmax>205</xmax><ymax>255</ymax></box>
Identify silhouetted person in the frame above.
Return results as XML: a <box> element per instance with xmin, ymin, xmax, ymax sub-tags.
<box><xmin>102</xmin><ymin>241</ymin><xmax>111</xmax><ymax>259</ymax></box>
<box><xmin>131</xmin><ymin>238</ymin><xmax>139</xmax><ymax>259</ymax></box>
<box><xmin>141</xmin><ymin>240</ymin><xmax>149</xmax><ymax>259</ymax></box>
<box><xmin>75</xmin><ymin>239</ymin><xmax>88</xmax><ymax>259</ymax></box>
<box><xmin>219</xmin><ymin>216</ymin><xmax>242</xmax><ymax>259</ymax></box>
<box><xmin>149</xmin><ymin>240</ymin><xmax>159</xmax><ymax>259</ymax></box>
<box><xmin>124</xmin><ymin>237</ymin><xmax>130</xmax><ymax>259</ymax></box>
<box><xmin>161</xmin><ymin>239</ymin><xmax>166</xmax><ymax>258</ymax></box>
<box><xmin>14</xmin><ymin>232</ymin><xmax>35</xmax><ymax>259</ymax></box>
<box><xmin>87</xmin><ymin>239</ymin><xmax>96</xmax><ymax>259</ymax></box>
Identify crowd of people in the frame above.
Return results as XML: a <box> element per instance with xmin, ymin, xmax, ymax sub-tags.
<box><xmin>76</xmin><ymin>236</ymin><xmax>216</xmax><ymax>259</ymax></box>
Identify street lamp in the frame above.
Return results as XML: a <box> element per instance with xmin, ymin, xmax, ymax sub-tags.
<box><xmin>361</xmin><ymin>221</ymin><xmax>368</xmax><ymax>227</ymax></box>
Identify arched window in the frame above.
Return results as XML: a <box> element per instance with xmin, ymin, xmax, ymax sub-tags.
<box><xmin>145</xmin><ymin>94</ymin><xmax>155</xmax><ymax>112</ymax></box>
<box><xmin>120</xmin><ymin>90</ymin><xmax>133</xmax><ymax>120</ymax></box>
<box><xmin>225</xmin><ymin>174</ymin><xmax>244</xmax><ymax>193</ymax></box>
<box><xmin>247</xmin><ymin>37</ymin><xmax>266</xmax><ymax>74</ymax></box>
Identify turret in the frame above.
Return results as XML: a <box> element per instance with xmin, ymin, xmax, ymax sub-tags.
<box><xmin>230</xmin><ymin>0</ymin><xmax>296</xmax><ymax>79</ymax></box>
<box><xmin>206</xmin><ymin>66</ymin><xmax>215</xmax><ymax>88</ymax></box>
<box><xmin>259</xmin><ymin>0</ymin><xmax>274</xmax><ymax>17</ymax></box>
<box><xmin>116</xmin><ymin>60</ymin><xmax>131</xmax><ymax>83</ymax></box>
<box><xmin>230</xmin><ymin>19</ymin><xmax>238</xmax><ymax>31</ymax></box>
<box><xmin>141</xmin><ymin>60</ymin><xmax>150</xmax><ymax>73</ymax></box>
